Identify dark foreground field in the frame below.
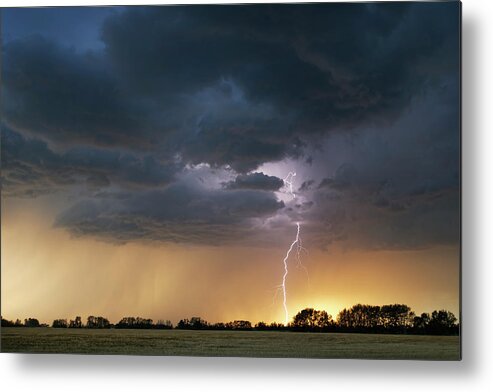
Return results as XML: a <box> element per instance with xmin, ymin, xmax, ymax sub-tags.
<box><xmin>1</xmin><ymin>328</ymin><xmax>460</xmax><ymax>360</ymax></box>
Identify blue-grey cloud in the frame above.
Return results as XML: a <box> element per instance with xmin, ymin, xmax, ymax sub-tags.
<box><xmin>1</xmin><ymin>127</ymin><xmax>178</xmax><ymax>197</ymax></box>
<box><xmin>305</xmin><ymin>83</ymin><xmax>460</xmax><ymax>250</ymax></box>
<box><xmin>223</xmin><ymin>172</ymin><xmax>284</xmax><ymax>191</ymax></box>
<box><xmin>2</xmin><ymin>3</ymin><xmax>459</xmax><ymax>170</ymax></box>
<box><xmin>55</xmin><ymin>183</ymin><xmax>285</xmax><ymax>245</ymax></box>
<box><xmin>2</xmin><ymin>36</ymin><xmax>154</xmax><ymax>149</ymax></box>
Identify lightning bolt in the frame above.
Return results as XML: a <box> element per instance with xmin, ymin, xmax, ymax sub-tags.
<box><xmin>280</xmin><ymin>221</ymin><xmax>301</xmax><ymax>325</ymax></box>
<box><xmin>283</xmin><ymin>172</ymin><xmax>297</xmax><ymax>199</ymax></box>
<box><xmin>276</xmin><ymin>171</ymin><xmax>309</xmax><ymax>325</ymax></box>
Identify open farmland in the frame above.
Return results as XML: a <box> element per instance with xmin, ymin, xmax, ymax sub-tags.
<box><xmin>1</xmin><ymin>328</ymin><xmax>460</xmax><ymax>360</ymax></box>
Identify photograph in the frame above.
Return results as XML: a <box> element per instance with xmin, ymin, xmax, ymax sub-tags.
<box><xmin>1</xmin><ymin>1</ymin><xmax>461</xmax><ymax>360</ymax></box>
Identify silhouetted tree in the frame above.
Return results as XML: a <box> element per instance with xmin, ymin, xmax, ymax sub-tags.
<box><xmin>155</xmin><ymin>319</ymin><xmax>173</xmax><ymax>329</ymax></box>
<box><xmin>116</xmin><ymin>317</ymin><xmax>154</xmax><ymax>329</ymax></box>
<box><xmin>293</xmin><ymin>308</ymin><xmax>333</xmax><ymax>331</ymax></box>
<box><xmin>52</xmin><ymin>319</ymin><xmax>68</xmax><ymax>328</ymax></box>
<box><xmin>428</xmin><ymin>310</ymin><xmax>458</xmax><ymax>335</ymax></box>
<box><xmin>177</xmin><ymin>318</ymin><xmax>190</xmax><ymax>329</ymax></box>
<box><xmin>337</xmin><ymin>304</ymin><xmax>413</xmax><ymax>332</ymax></box>
<box><xmin>225</xmin><ymin>320</ymin><xmax>252</xmax><ymax>330</ymax></box>
<box><xmin>190</xmin><ymin>317</ymin><xmax>208</xmax><ymax>329</ymax></box>
<box><xmin>1</xmin><ymin>317</ymin><xmax>16</xmax><ymax>327</ymax></box>
<box><xmin>86</xmin><ymin>316</ymin><xmax>110</xmax><ymax>328</ymax></box>
<box><xmin>412</xmin><ymin>313</ymin><xmax>431</xmax><ymax>333</ymax></box>
<box><xmin>69</xmin><ymin>316</ymin><xmax>83</xmax><ymax>328</ymax></box>
<box><xmin>24</xmin><ymin>318</ymin><xmax>40</xmax><ymax>327</ymax></box>
<box><xmin>177</xmin><ymin>317</ymin><xmax>209</xmax><ymax>329</ymax></box>
<box><xmin>380</xmin><ymin>304</ymin><xmax>414</xmax><ymax>331</ymax></box>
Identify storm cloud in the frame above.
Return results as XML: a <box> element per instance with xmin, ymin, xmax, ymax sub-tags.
<box><xmin>55</xmin><ymin>183</ymin><xmax>285</xmax><ymax>245</ymax></box>
<box><xmin>1</xmin><ymin>127</ymin><xmax>178</xmax><ymax>197</ymax></box>
<box><xmin>224</xmin><ymin>172</ymin><xmax>284</xmax><ymax>191</ymax></box>
<box><xmin>1</xmin><ymin>3</ymin><xmax>460</xmax><ymax>249</ymax></box>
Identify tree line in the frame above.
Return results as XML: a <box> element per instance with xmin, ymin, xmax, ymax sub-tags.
<box><xmin>335</xmin><ymin>305</ymin><xmax>458</xmax><ymax>335</ymax></box>
<box><xmin>0</xmin><ymin>303</ymin><xmax>460</xmax><ymax>335</ymax></box>
<box><xmin>1</xmin><ymin>315</ymin><xmax>173</xmax><ymax>330</ymax></box>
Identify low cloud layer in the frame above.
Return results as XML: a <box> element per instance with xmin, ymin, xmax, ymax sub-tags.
<box><xmin>55</xmin><ymin>183</ymin><xmax>285</xmax><ymax>245</ymax></box>
<box><xmin>224</xmin><ymin>172</ymin><xmax>284</xmax><ymax>191</ymax></box>
<box><xmin>2</xmin><ymin>127</ymin><xmax>178</xmax><ymax>197</ymax></box>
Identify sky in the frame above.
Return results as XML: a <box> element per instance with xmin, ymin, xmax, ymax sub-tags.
<box><xmin>0</xmin><ymin>3</ymin><xmax>460</xmax><ymax>325</ymax></box>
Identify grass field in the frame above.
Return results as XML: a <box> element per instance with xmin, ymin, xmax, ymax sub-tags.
<box><xmin>0</xmin><ymin>327</ymin><xmax>460</xmax><ymax>360</ymax></box>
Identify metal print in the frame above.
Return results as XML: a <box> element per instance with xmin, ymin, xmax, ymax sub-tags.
<box><xmin>0</xmin><ymin>2</ymin><xmax>461</xmax><ymax>359</ymax></box>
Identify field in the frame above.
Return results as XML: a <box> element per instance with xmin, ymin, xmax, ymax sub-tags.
<box><xmin>0</xmin><ymin>328</ymin><xmax>460</xmax><ymax>360</ymax></box>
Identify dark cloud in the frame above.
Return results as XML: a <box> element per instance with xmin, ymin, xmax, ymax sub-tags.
<box><xmin>55</xmin><ymin>183</ymin><xmax>285</xmax><ymax>245</ymax></box>
<box><xmin>1</xmin><ymin>3</ymin><xmax>460</xmax><ymax>250</ymax></box>
<box><xmin>298</xmin><ymin>180</ymin><xmax>315</xmax><ymax>193</ymax></box>
<box><xmin>2</xmin><ymin>3</ymin><xmax>459</xmax><ymax>171</ymax></box>
<box><xmin>347</xmin><ymin>190</ymin><xmax>459</xmax><ymax>251</ymax></box>
<box><xmin>223</xmin><ymin>172</ymin><xmax>284</xmax><ymax>191</ymax></box>
<box><xmin>1</xmin><ymin>36</ymin><xmax>154</xmax><ymax>149</ymax></box>
<box><xmin>304</xmin><ymin>82</ymin><xmax>460</xmax><ymax>250</ymax></box>
<box><xmin>303</xmin><ymin>188</ymin><xmax>459</xmax><ymax>251</ymax></box>
<box><xmin>1</xmin><ymin>126</ymin><xmax>76</xmax><ymax>197</ymax></box>
<box><xmin>100</xmin><ymin>3</ymin><xmax>458</xmax><ymax>127</ymax></box>
<box><xmin>1</xmin><ymin>127</ymin><xmax>178</xmax><ymax>197</ymax></box>
<box><xmin>318</xmin><ymin>163</ymin><xmax>360</xmax><ymax>191</ymax></box>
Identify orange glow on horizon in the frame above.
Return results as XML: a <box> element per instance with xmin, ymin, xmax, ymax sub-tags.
<box><xmin>1</xmin><ymin>197</ymin><xmax>459</xmax><ymax>326</ymax></box>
